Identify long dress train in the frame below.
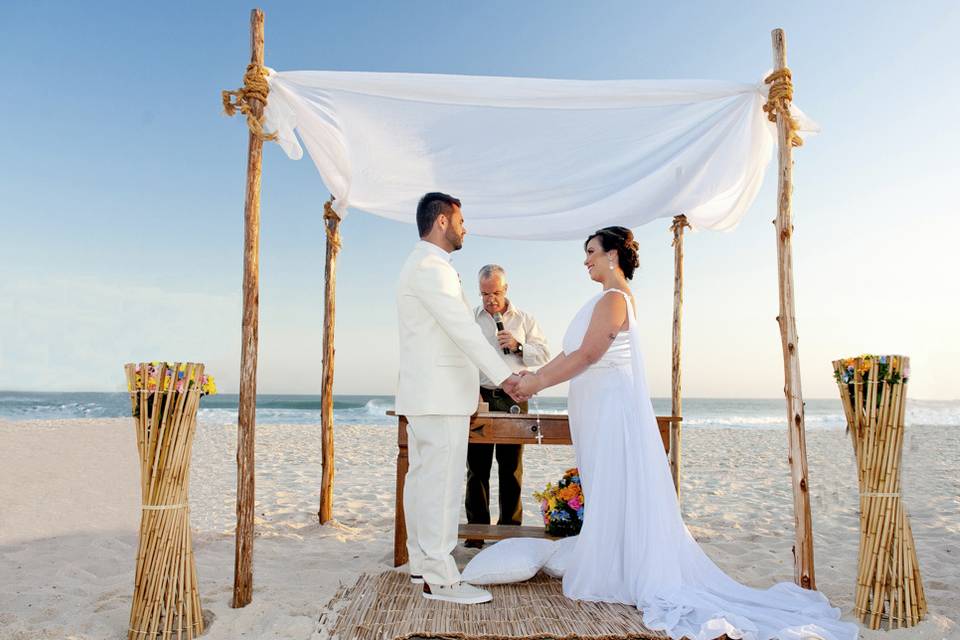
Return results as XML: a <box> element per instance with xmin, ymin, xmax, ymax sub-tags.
<box><xmin>559</xmin><ymin>288</ymin><xmax>858</xmax><ymax>640</ymax></box>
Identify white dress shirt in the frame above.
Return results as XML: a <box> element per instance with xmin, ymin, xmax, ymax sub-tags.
<box><xmin>473</xmin><ymin>300</ymin><xmax>551</xmax><ymax>389</ymax></box>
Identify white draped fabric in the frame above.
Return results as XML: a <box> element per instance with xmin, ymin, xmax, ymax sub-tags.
<box><xmin>262</xmin><ymin>70</ymin><xmax>817</xmax><ymax>239</ymax></box>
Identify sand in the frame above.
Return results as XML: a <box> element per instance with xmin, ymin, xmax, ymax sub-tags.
<box><xmin>0</xmin><ymin>418</ymin><xmax>956</xmax><ymax>639</ymax></box>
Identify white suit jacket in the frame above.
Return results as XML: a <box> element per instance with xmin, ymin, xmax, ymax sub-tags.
<box><xmin>395</xmin><ymin>241</ymin><xmax>514</xmax><ymax>416</ymax></box>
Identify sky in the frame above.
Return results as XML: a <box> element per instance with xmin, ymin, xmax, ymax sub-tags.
<box><xmin>1</xmin><ymin>1</ymin><xmax>958</xmax><ymax>400</ymax></box>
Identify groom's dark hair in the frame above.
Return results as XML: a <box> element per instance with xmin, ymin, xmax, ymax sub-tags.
<box><xmin>417</xmin><ymin>192</ymin><xmax>461</xmax><ymax>237</ymax></box>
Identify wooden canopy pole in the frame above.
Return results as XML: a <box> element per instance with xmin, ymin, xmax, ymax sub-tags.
<box><xmin>318</xmin><ymin>199</ymin><xmax>341</xmax><ymax>524</ymax></box>
<box><xmin>232</xmin><ymin>8</ymin><xmax>266</xmax><ymax>608</ymax></box>
<box><xmin>669</xmin><ymin>215</ymin><xmax>689</xmax><ymax>498</ymax></box>
<box><xmin>770</xmin><ymin>28</ymin><xmax>816</xmax><ymax>590</ymax></box>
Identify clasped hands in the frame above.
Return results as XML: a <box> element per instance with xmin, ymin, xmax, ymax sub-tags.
<box><xmin>501</xmin><ymin>370</ymin><xmax>542</xmax><ymax>403</ymax></box>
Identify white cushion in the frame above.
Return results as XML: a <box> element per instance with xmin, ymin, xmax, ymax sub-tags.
<box><xmin>542</xmin><ymin>535</ymin><xmax>579</xmax><ymax>578</ymax></box>
<box><xmin>460</xmin><ymin>538</ymin><xmax>557</xmax><ymax>585</ymax></box>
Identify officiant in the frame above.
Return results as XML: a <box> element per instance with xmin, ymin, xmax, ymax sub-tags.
<box><xmin>466</xmin><ymin>264</ymin><xmax>551</xmax><ymax>546</ymax></box>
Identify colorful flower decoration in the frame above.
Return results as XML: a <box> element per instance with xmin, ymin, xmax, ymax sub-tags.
<box><xmin>832</xmin><ymin>354</ymin><xmax>908</xmax><ymax>410</ymax></box>
<box><xmin>128</xmin><ymin>362</ymin><xmax>217</xmax><ymax>397</ymax></box>
<box><xmin>533</xmin><ymin>467</ymin><xmax>584</xmax><ymax>537</ymax></box>
<box><xmin>127</xmin><ymin>362</ymin><xmax>217</xmax><ymax>418</ymax></box>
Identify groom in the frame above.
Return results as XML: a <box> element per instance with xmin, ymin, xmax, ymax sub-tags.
<box><xmin>396</xmin><ymin>192</ymin><xmax>522</xmax><ymax>605</ymax></box>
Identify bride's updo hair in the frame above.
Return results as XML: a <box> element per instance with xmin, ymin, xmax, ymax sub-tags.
<box><xmin>584</xmin><ymin>226</ymin><xmax>640</xmax><ymax>280</ymax></box>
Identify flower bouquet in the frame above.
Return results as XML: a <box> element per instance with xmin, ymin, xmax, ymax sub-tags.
<box><xmin>127</xmin><ymin>361</ymin><xmax>217</xmax><ymax>418</ymax></box>
<box><xmin>124</xmin><ymin>362</ymin><xmax>215</xmax><ymax>639</ymax></box>
<box><xmin>533</xmin><ymin>468</ymin><xmax>584</xmax><ymax>537</ymax></box>
<box><xmin>834</xmin><ymin>354</ymin><xmax>907</xmax><ymax>416</ymax></box>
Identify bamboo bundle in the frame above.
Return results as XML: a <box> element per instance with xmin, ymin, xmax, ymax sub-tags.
<box><xmin>832</xmin><ymin>355</ymin><xmax>926</xmax><ymax>630</ymax></box>
<box><xmin>124</xmin><ymin>362</ymin><xmax>212</xmax><ymax>639</ymax></box>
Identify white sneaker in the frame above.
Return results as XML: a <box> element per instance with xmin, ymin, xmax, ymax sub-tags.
<box><xmin>422</xmin><ymin>581</ymin><xmax>492</xmax><ymax>605</ymax></box>
<box><xmin>410</xmin><ymin>574</ymin><xmax>424</xmax><ymax>585</ymax></box>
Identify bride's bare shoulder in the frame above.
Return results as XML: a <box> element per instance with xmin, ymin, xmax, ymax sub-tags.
<box><xmin>593</xmin><ymin>289</ymin><xmax>629</xmax><ymax>316</ymax></box>
<box><xmin>600</xmin><ymin>287</ymin><xmax>634</xmax><ymax>306</ymax></box>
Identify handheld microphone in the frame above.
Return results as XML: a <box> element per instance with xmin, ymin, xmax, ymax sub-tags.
<box><xmin>492</xmin><ymin>312</ymin><xmax>510</xmax><ymax>354</ymax></box>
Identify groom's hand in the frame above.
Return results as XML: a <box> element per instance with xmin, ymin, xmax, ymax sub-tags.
<box><xmin>501</xmin><ymin>373</ymin><xmax>525</xmax><ymax>402</ymax></box>
<box><xmin>515</xmin><ymin>372</ymin><xmax>542</xmax><ymax>399</ymax></box>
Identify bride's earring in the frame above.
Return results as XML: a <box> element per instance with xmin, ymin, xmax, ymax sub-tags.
<box><xmin>608</xmin><ymin>256</ymin><xmax>615</xmax><ymax>271</ymax></box>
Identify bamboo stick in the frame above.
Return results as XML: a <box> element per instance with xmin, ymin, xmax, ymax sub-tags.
<box><xmin>855</xmin><ymin>366</ymin><xmax>865</xmax><ymax>486</ymax></box>
<box><xmin>896</xmin><ymin>503</ymin><xmax>910</xmax><ymax>629</ymax></box>
<box><xmin>861</xmin><ymin>373</ymin><xmax>887</xmax><ymax>616</ymax></box>
<box><xmin>869</xmin><ymin>444</ymin><xmax>896</xmax><ymax>624</ymax></box>
<box><xmin>832</xmin><ymin>360</ymin><xmax>858</xmax><ymax>459</ymax></box>
<box><xmin>867</xmin><ymin>373</ymin><xmax>896</xmax><ymax>627</ymax></box>
<box><xmin>904</xmin><ymin>512</ymin><xmax>915</xmax><ymax>625</ymax></box>
<box><xmin>893</xmin><ymin>499</ymin><xmax>903</xmax><ymax>628</ymax></box>
<box><xmin>901</xmin><ymin>362</ymin><xmax>924</xmax><ymax>622</ymax></box>
<box><xmin>885</xmin><ymin>397</ymin><xmax>902</xmax><ymax>622</ymax></box>
<box><xmin>138</xmin><ymin>398</ymin><xmax>169</xmax><ymax>632</ymax></box>
<box><xmin>907</xmin><ymin>513</ymin><xmax>921</xmax><ymax>621</ymax></box>
<box><xmin>770</xmin><ymin>28</ymin><xmax>816</xmax><ymax>590</ymax></box>
<box><xmin>176</xmin><ymin>503</ymin><xmax>187</xmax><ymax>640</ymax></box>
<box><xmin>234</xmin><ymin>8</ymin><xmax>267</xmax><ymax>609</ymax></box>
<box><xmin>161</xmin><ymin>507</ymin><xmax>183</xmax><ymax>638</ymax></box>
<box><xmin>147</xmin><ymin>390</ymin><xmax>179</xmax><ymax>635</ymax></box>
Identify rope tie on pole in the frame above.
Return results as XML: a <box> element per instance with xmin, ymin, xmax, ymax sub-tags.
<box><xmin>670</xmin><ymin>214</ymin><xmax>690</xmax><ymax>247</ymax></box>
<box><xmin>222</xmin><ymin>64</ymin><xmax>278</xmax><ymax>141</ymax></box>
<box><xmin>763</xmin><ymin>68</ymin><xmax>804</xmax><ymax>148</ymax></box>
<box><xmin>323</xmin><ymin>197</ymin><xmax>342</xmax><ymax>252</ymax></box>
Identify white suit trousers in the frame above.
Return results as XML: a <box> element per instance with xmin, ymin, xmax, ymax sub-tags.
<box><xmin>404</xmin><ymin>415</ymin><xmax>469</xmax><ymax>586</ymax></box>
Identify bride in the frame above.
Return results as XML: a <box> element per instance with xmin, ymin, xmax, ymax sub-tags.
<box><xmin>512</xmin><ymin>227</ymin><xmax>857</xmax><ymax>640</ymax></box>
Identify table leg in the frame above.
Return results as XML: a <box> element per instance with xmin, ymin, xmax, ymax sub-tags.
<box><xmin>394</xmin><ymin>418</ymin><xmax>409</xmax><ymax>567</ymax></box>
<box><xmin>669</xmin><ymin>419</ymin><xmax>681</xmax><ymax>497</ymax></box>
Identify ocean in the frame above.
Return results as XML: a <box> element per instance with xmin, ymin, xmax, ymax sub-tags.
<box><xmin>1</xmin><ymin>392</ymin><xmax>957</xmax><ymax>430</ymax></box>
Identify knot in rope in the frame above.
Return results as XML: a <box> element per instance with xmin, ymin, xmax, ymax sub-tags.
<box><xmin>670</xmin><ymin>214</ymin><xmax>690</xmax><ymax>247</ymax></box>
<box><xmin>763</xmin><ymin>68</ymin><xmax>803</xmax><ymax>148</ymax></box>
<box><xmin>222</xmin><ymin>64</ymin><xmax>278</xmax><ymax>142</ymax></box>
<box><xmin>323</xmin><ymin>197</ymin><xmax>342</xmax><ymax>251</ymax></box>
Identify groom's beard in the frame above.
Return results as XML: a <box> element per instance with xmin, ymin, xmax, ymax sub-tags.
<box><xmin>446</xmin><ymin>228</ymin><xmax>464</xmax><ymax>251</ymax></box>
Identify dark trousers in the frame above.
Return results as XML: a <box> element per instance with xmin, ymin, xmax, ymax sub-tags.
<box><xmin>465</xmin><ymin>389</ymin><xmax>526</xmax><ymax>526</ymax></box>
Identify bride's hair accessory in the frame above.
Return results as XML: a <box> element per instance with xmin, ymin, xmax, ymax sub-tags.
<box><xmin>585</xmin><ymin>226</ymin><xmax>641</xmax><ymax>279</ymax></box>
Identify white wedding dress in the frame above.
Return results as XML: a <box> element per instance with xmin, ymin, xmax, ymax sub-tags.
<box><xmin>557</xmin><ymin>289</ymin><xmax>858</xmax><ymax>640</ymax></box>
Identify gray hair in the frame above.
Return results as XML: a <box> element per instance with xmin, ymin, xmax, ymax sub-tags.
<box><xmin>478</xmin><ymin>264</ymin><xmax>507</xmax><ymax>282</ymax></box>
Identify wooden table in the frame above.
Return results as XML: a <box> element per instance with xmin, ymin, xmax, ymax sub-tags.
<box><xmin>391</xmin><ymin>411</ymin><xmax>681</xmax><ymax>567</ymax></box>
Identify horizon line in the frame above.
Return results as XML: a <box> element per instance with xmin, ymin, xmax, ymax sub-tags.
<box><xmin>0</xmin><ymin>389</ymin><xmax>955</xmax><ymax>403</ymax></box>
